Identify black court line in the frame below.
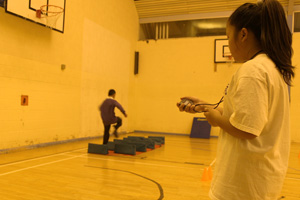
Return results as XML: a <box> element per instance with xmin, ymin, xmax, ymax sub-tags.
<box><xmin>85</xmin><ymin>165</ymin><xmax>164</xmax><ymax>200</ymax></box>
<box><xmin>288</xmin><ymin>167</ymin><xmax>300</xmax><ymax>172</ymax></box>
<box><xmin>189</xmin><ymin>147</ymin><xmax>215</xmax><ymax>152</ymax></box>
<box><xmin>140</xmin><ymin>157</ymin><xmax>205</xmax><ymax>166</ymax></box>
<box><xmin>86</xmin><ymin>152</ymin><xmax>205</xmax><ymax>166</ymax></box>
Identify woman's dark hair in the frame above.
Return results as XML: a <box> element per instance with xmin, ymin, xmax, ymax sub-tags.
<box><xmin>108</xmin><ymin>89</ymin><xmax>116</xmax><ymax>96</ymax></box>
<box><xmin>228</xmin><ymin>0</ymin><xmax>295</xmax><ymax>85</ymax></box>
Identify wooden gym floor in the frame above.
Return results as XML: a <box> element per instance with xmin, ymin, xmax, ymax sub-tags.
<box><xmin>0</xmin><ymin>132</ymin><xmax>299</xmax><ymax>200</ymax></box>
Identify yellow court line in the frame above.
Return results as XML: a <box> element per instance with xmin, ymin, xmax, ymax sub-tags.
<box><xmin>0</xmin><ymin>154</ymin><xmax>83</xmax><ymax>177</ymax></box>
<box><xmin>0</xmin><ymin>152</ymin><xmax>203</xmax><ymax>177</ymax></box>
<box><xmin>0</xmin><ymin>148</ymin><xmax>86</xmax><ymax>168</ymax></box>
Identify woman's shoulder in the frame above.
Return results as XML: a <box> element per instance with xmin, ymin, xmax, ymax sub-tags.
<box><xmin>237</xmin><ymin>54</ymin><xmax>276</xmax><ymax>79</ymax></box>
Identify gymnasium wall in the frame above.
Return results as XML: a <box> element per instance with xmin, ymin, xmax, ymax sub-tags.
<box><xmin>0</xmin><ymin>0</ymin><xmax>138</xmax><ymax>150</ymax></box>
<box><xmin>1</xmin><ymin>0</ymin><xmax>300</xmax><ymax>152</ymax></box>
<box><xmin>134</xmin><ymin>34</ymin><xmax>300</xmax><ymax>142</ymax></box>
<box><xmin>134</xmin><ymin>37</ymin><xmax>241</xmax><ymax>137</ymax></box>
<box><xmin>291</xmin><ymin>32</ymin><xmax>300</xmax><ymax>142</ymax></box>
<box><xmin>80</xmin><ymin>1</ymin><xmax>138</xmax><ymax>138</ymax></box>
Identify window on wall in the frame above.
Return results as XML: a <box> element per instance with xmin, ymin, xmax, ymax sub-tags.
<box><xmin>0</xmin><ymin>0</ymin><xmax>4</xmax><ymax>8</ymax></box>
<box><xmin>139</xmin><ymin>11</ymin><xmax>300</xmax><ymax>40</ymax></box>
<box><xmin>139</xmin><ymin>17</ymin><xmax>228</xmax><ymax>41</ymax></box>
<box><xmin>294</xmin><ymin>12</ymin><xmax>300</xmax><ymax>32</ymax></box>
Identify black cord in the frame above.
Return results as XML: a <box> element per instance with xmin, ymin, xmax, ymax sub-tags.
<box><xmin>193</xmin><ymin>96</ymin><xmax>224</xmax><ymax>113</ymax></box>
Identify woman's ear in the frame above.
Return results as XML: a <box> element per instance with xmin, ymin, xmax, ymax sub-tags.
<box><xmin>240</xmin><ymin>28</ymin><xmax>248</xmax><ymax>42</ymax></box>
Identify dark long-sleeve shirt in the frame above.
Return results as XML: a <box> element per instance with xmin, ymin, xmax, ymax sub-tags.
<box><xmin>99</xmin><ymin>98</ymin><xmax>126</xmax><ymax>125</ymax></box>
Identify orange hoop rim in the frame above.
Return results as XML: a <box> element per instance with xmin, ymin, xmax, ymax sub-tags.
<box><xmin>226</xmin><ymin>55</ymin><xmax>232</xmax><ymax>60</ymax></box>
<box><xmin>224</xmin><ymin>55</ymin><xmax>235</xmax><ymax>63</ymax></box>
<box><xmin>40</xmin><ymin>5</ymin><xmax>64</xmax><ymax>14</ymax></box>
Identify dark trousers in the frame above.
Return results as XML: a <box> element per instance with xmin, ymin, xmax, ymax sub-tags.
<box><xmin>103</xmin><ymin>117</ymin><xmax>122</xmax><ymax>144</ymax></box>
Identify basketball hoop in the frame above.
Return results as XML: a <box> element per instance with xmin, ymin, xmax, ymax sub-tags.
<box><xmin>36</xmin><ymin>5</ymin><xmax>64</xmax><ymax>29</ymax></box>
<box><xmin>223</xmin><ymin>52</ymin><xmax>234</xmax><ymax>64</ymax></box>
<box><xmin>226</xmin><ymin>55</ymin><xmax>233</xmax><ymax>62</ymax></box>
<box><xmin>223</xmin><ymin>55</ymin><xmax>234</xmax><ymax>65</ymax></box>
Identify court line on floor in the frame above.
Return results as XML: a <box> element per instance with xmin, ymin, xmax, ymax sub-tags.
<box><xmin>0</xmin><ymin>149</ymin><xmax>199</xmax><ymax>177</ymax></box>
<box><xmin>285</xmin><ymin>177</ymin><xmax>300</xmax><ymax>181</ymax></box>
<box><xmin>82</xmin><ymin>154</ymin><xmax>204</xmax><ymax>170</ymax></box>
<box><xmin>0</xmin><ymin>154</ymin><xmax>84</xmax><ymax>177</ymax></box>
<box><xmin>87</xmin><ymin>152</ymin><xmax>207</xmax><ymax>166</ymax></box>
<box><xmin>86</xmin><ymin>165</ymin><xmax>164</xmax><ymax>200</ymax></box>
<box><xmin>84</xmin><ymin>153</ymin><xmax>300</xmax><ymax>180</ymax></box>
<box><xmin>0</xmin><ymin>148</ymin><xmax>86</xmax><ymax>168</ymax></box>
<box><xmin>289</xmin><ymin>167</ymin><xmax>300</xmax><ymax>172</ymax></box>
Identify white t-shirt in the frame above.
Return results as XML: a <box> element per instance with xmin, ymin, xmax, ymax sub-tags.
<box><xmin>209</xmin><ymin>54</ymin><xmax>290</xmax><ymax>200</ymax></box>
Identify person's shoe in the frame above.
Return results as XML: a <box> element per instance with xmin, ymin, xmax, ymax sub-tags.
<box><xmin>113</xmin><ymin>129</ymin><xmax>119</xmax><ymax>138</ymax></box>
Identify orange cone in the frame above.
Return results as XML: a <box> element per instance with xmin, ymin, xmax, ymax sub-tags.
<box><xmin>207</xmin><ymin>166</ymin><xmax>213</xmax><ymax>180</ymax></box>
<box><xmin>201</xmin><ymin>167</ymin><xmax>210</xmax><ymax>181</ymax></box>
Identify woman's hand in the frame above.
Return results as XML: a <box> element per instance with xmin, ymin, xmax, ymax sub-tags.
<box><xmin>177</xmin><ymin>96</ymin><xmax>207</xmax><ymax>113</ymax></box>
<box><xmin>203</xmin><ymin>107</ymin><xmax>222</xmax><ymax>126</ymax></box>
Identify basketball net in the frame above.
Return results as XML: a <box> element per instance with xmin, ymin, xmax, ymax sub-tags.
<box><xmin>36</xmin><ymin>5</ymin><xmax>64</xmax><ymax>29</ymax></box>
<box><xmin>225</xmin><ymin>55</ymin><xmax>234</xmax><ymax>65</ymax></box>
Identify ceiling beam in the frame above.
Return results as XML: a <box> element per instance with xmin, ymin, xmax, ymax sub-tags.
<box><xmin>139</xmin><ymin>10</ymin><xmax>233</xmax><ymax>24</ymax></box>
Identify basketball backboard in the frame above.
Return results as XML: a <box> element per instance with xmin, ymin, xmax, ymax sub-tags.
<box><xmin>5</xmin><ymin>0</ymin><xmax>66</xmax><ymax>33</ymax></box>
<box><xmin>214</xmin><ymin>39</ymin><xmax>234</xmax><ymax>63</ymax></box>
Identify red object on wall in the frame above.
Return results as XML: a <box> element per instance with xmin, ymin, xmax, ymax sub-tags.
<box><xmin>21</xmin><ymin>95</ymin><xmax>28</xmax><ymax>106</ymax></box>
